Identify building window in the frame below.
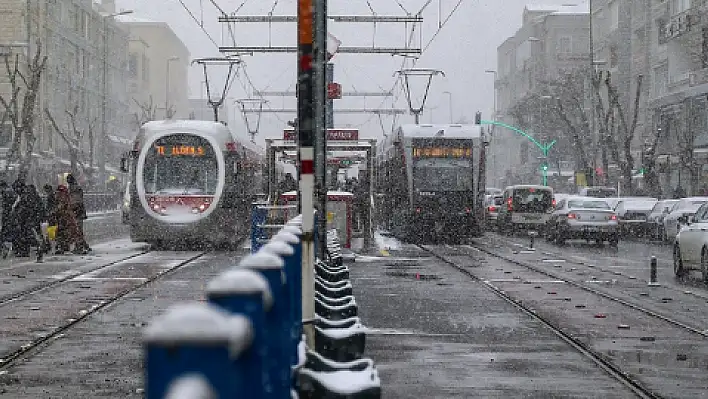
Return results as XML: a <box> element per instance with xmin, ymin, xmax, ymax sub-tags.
<box><xmin>129</xmin><ymin>53</ymin><xmax>138</xmax><ymax>78</ymax></box>
<box><xmin>702</xmin><ymin>27</ymin><xmax>708</xmax><ymax>68</ymax></box>
<box><xmin>670</xmin><ymin>0</ymin><xmax>691</xmax><ymax>15</ymax></box>
<box><xmin>609</xmin><ymin>0</ymin><xmax>619</xmax><ymax>31</ymax></box>
<box><xmin>653</xmin><ymin>64</ymin><xmax>668</xmax><ymax>97</ymax></box>
<box><xmin>558</xmin><ymin>36</ymin><xmax>572</xmax><ymax>53</ymax></box>
<box><xmin>609</xmin><ymin>45</ymin><xmax>619</xmax><ymax>67</ymax></box>
<box><xmin>657</xmin><ymin>18</ymin><xmax>668</xmax><ymax>45</ymax></box>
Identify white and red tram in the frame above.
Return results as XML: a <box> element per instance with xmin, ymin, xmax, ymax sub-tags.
<box><xmin>121</xmin><ymin>120</ymin><xmax>265</xmax><ymax>249</ymax></box>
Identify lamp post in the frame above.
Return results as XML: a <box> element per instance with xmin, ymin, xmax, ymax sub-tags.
<box><xmin>538</xmin><ymin>95</ymin><xmax>553</xmax><ymax>186</ymax></box>
<box><xmin>442</xmin><ymin>91</ymin><xmax>453</xmax><ymax>123</ymax></box>
<box><xmin>165</xmin><ymin>56</ymin><xmax>180</xmax><ymax>119</ymax></box>
<box><xmin>484</xmin><ymin>69</ymin><xmax>498</xmax><ymax>184</ymax></box>
<box><xmin>101</xmin><ymin>9</ymin><xmax>133</xmax><ymax>189</ymax></box>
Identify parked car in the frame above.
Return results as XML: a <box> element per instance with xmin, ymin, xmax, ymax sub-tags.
<box><xmin>578</xmin><ymin>186</ymin><xmax>617</xmax><ymax>198</ymax></box>
<box><xmin>545</xmin><ymin>196</ymin><xmax>619</xmax><ymax>246</ymax></box>
<box><xmin>614</xmin><ymin>199</ymin><xmax>658</xmax><ymax>237</ymax></box>
<box><xmin>646</xmin><ymin>199</ymin><xmax>679</xmax><ymax>240</ymax></box>
<box><xmin>485</xmin><ymin>194</ymin><xmax>504</xmax><ymax>226</ymax></box>
<box><xmin>663</xmin><ymin>197</ymin><xmax>708</xmax><ymax>242</ymax></box>
<box><xmin>672</xmin><ymin>202</ymin><xmax>708</xmax><ymax>281</ymax></box>
<box><xmin>497</xmin><ymin>185</ymin><xmax>554</xmax><ymax>234</ymax></box>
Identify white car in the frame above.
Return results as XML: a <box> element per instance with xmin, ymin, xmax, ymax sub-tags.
<box><xmin>663</xmin><ymin>197</ymin><xmax>708</xmax><ymax>242</ymax></box>
<box><xmin>646</xmin><ymin>199</ymin><xmax>679</xmax><ymax>239</ymax></box>
<box><xmin>673</xmin><ymin>202</ymin><xmax>708</xmax><ymax>282</ymax></box>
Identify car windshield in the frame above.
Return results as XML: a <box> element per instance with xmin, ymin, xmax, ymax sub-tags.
<box><xmin>511</xmin><ymin>188</ymin><xmax>552</xmax><ymax>212</ymax></box>
<box><xmin>567</xmin><ymin>200</ymin><xmax>610</xmax><ymax>209</ymax></box>
<box><xmin>584</xmin><ymin>188</ymin><xmax>616</xmax><ymax>198</ymax></box>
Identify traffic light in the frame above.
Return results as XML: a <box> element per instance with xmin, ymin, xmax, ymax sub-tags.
<box><xmin>541</xmin><ymin>163</ymin><xmax>548</xmax><ymax>172</ymax></box>
<box><xmin>474</xmin><ymin>111</ymin><xmax>481</xmax><ymax>125</ymax></box>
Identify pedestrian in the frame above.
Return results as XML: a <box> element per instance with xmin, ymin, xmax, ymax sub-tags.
<box><xmin>55</xmin><ymin>185</ymin><xmax>81</xmax><ymax>254</ymax></box>
<box><xmin>42</xmin><ymin>184</ymin><xmax>58</xmax><ymax>255</ymax></box>
<box><xmin>25</xmin><ymin>185</ymin><xmax>48</xmax><ymax>262</ymax></box>
<box><xmin>106</xmin><ymin>175</ymin><xmax>121</xmax><ymax>209</ymax></box>
<box><xmin>66</xmin><ymin>174</ymin><xmax>90</xmax><ymax>254</ymax></box>
<box><xmin>10</xmin><ymin>180</ymin><xmax>32</xmax><ymax>257</ymax></box>
<box><xmin>0</xmin><ymin>180</ymin><xmax>13</xmax><ymax>258</ymax></box>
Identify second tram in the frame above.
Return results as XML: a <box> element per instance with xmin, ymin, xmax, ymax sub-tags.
<box><xmin>121</xmin><ymin>120</ymin><xmax>265</xmax><ymax>249</ymax></box>
<box><xmin>376</xmin><ymin>124</ymin><xmax>487</xmax><ymax>243</ymax></box>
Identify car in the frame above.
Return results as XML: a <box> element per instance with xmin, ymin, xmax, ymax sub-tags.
<box><xmin>673</xmin><ymin>202</ymin><xmax>708</xmax><ymax>281</ymax></box>
<box><xmin>545</xmin><ymin>196</ymin><xmax>619</xmax><ymax>246</ymax></box>
<box><xmin>614</xmin><ymin>199</ymin><xmax>658</xmax><ymax>237</ymax></box>
<box><xmin>485</xmin><ymin>194</ymin><xmax>503</xmax><ymax>225</ymax></box>
<box><xmin>578</xmin><ymin>186</ymin><xmax>617</xmax><ymax>198</ymax></box>
<box><xmin>662</xmin><ymin>197</ymin><xmax>708</xmax><ymax>242</ymax></box>
<box><xmin>646</xmin><ymin>199</ymin><xmax>679</xmax><ymax>240</ymax></box>
<box><xmin>496</xmin><ymin>185</ymin><xmax>554</xmax><ymax>235</ymax></box>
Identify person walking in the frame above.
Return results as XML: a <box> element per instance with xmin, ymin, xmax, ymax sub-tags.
<box><xmin>66</xmin><ymin>174</ymin><xmax>90</xmax><ymax>254</ymax></box>
<box><xmin>0</xmin><ymin>181</ymin><xmax>13</xmax><ymax>258</ymax></box>
<box><xmin>55</xmin><ymin>185</ymin><xmax>81</xmax><ymax>254</ymax></box>
<box><xmin>10</xmin><ymin>180</ymin><xmax>33</xmax><ymax>257</ymax></box>
<box><xmin>42</xmin><ymin>184</ymin><xmax>58</xmax><ymax>255</ymax></box>
<box><xmin>25</xmin><ymin>185</ymin><xmax>47</xmax><ymax>262</ymax></box>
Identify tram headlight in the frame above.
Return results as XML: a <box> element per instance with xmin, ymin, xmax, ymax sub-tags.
<box><xmin>199</xmin><ymin>203</ymin><xmax>206</xmax><ymax>212</ymax></box>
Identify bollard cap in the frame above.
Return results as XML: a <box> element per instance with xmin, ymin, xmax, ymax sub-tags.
<box><xmin>165</xmin><ymin>374</ymin><xmax>216</xmax><ymax>399</ymax></box>
<box><xmin>206</xmin><ymin>269</ymin><xmax>274</xmax><ymax>310</ymax></box>
<box><xmin>144</xmin><ymin>302</ymin><xmax>253</xmax><ymax>357</ymax></box>
<box><xmin>281</xmin><ymin>225</ymin><xmax>303</xmax><ymax>237</ymax></box>
<box><xmin>272</xmin><ymin>231</ymin><xmax>299</xmax><ymax>245</ymax></box>
<box><xmin>239</xmin><ymin>251</ymin><xmax>284</xmax><ymax>271</ymax></box>
<box><xmin>263</xmin><ymin>240</ymin><xmax>295</xmax><ymax>257</ymax></box>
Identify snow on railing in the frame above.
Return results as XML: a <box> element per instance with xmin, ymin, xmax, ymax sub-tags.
<box><xmin>144</xmin><ymin>215</ymin><xmax>381</xmax><ymax>398</ymax></box>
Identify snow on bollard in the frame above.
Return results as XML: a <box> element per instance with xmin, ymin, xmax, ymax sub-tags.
<box><xmin>165</xmin><ymin>374</ymin><xmax>216</xmax><ymax>399</ymax></box>
<box><xmin>316</xmin><ymin>262</ymin><xmax>350</xmax><ymax>283</ymax></box>
<box><xmin>297</xmin><ymin>367</ymin><xmax>381</xmax><ymax>399</ymax></box>
<box><xmin>314</xmin><ymin>320</ymin><xmax>368</xmax><ymax>362</ymax></box>
<box><xmin>315</xmin><ymin>296</ymin><xmax>358</xmax><ymax>320</ymax></box>
<box><xmin>238</xmin><ymin>251</ymin><xmax>291</xmax><ymax>398</ymax></box>
<box><xmin>143</xmin><ymin>302</ymin><xmax>254</xmax><ymax>399</ymax></box>
<box><xmin>315</xmin><ymin>278</ymin><xmax>353</xmax><ymax>299</ymax></box>
<box><xmin>206</xmin><ymin>269</ymin><xmax>274</xmax><ymax>396</ymax></box>
<box><xmin>263</xmin><ymin>239</ymin><xmax>301</xmax><ymax>366</ymax></box>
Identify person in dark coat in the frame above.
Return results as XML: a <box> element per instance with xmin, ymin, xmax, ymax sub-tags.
<box><xmin>10</xmin><ymin>180</ymin><xmax>33</xmax><ymax>257</ymax></box>
<box><xmin>55</xmin><ymin>185</ymin><xmax>81</xmax><ymax>254</ymax></box>
<box><xmin>43</xmin><ymin>184</ymin><xmax>57</xmax><ymax>226</ymax></box>
<box><xmin>66</xmin><ymin>174</ymin><xmax>90</xmax><ymax>254</ymax></box>
<box><xmin>25</xmin><ymin>185</ymin><xmax>47</xmax><ymax>261</ymax></box>
<box><xmin>0</xmin><ymin>181</ymin><xmax>14</xmax><ymax>258</ymax></box>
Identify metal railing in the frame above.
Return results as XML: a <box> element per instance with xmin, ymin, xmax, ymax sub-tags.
<box><xmin>144</xmin><ymin>215</ymin><xmax>381</xmax><ymax>398</ymax></box>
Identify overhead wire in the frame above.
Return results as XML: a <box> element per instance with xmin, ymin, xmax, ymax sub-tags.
<box><xmin>175</xmin><ymin>0</ymin><xmax>219</xmax><ymax>47</ymax></box>
<box><xmin>421</xmin><ymin>0</ymin><xmax>465</xmax><ymax>53</ymax></box>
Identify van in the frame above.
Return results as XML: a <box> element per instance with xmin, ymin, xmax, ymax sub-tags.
<box><xmin>497</xmin><ymin>185</ymin><xmax>554</xmax><ymax>233</ymax></box>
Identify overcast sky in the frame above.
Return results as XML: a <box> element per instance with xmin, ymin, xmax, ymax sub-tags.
<box><xmin>115</xmin><ymin>0</ymin><xmax>583</xmax><ymax>146</ymax></box>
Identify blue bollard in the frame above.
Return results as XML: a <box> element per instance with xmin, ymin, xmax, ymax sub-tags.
<box><xmin>274</xmin><ymin>228</ymin><xmax>304</xmax><ymax>361</ymax></box>
<box><xmin>262</xmin><ymin>240</ymin><xmax>300</xmax><ymax>365</ymax></box>
<box><xmin>251</xmin><ymin>203</ymin><xmax>269</xmax><ymax>253</ymax></box>
<box><xmin>206</xmin><ymin>268</ymin><xmax>274</xmax><ymax>397</ymax></box>
<box><xmin>239</xmin><ymin>251</ymin><xmax>291</xmax><ymax>398</ymax></box>
<box><xmin>144</xmin><ymin>302</ymin><xmax>254</xmax><ymax>399</ymax></box>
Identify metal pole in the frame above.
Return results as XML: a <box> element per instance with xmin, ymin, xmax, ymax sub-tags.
<box><xmin>100</xmin><ymin>17</ymin><xmax>107</xmax><ymax>189</ymax></box>
<box><xmin>297</xmin><ymin>0</ymin><xmax>316</xmax><ymax>348</ymax></box>
<box><xmin>589</xmin><ymin>0</ymin><xmax>596</xmax><ymax>187</ymax></box>
<box><xmin>314</xmin><ymin>0</ymin><xmax>328</xmax><ymax>262</ymax></box>
<box><xmin>648</xmin><ymin>256</ymin><xmax>660</xmax><ymax>286</ymax></box>
<box><xmin>326</xmin><ymin>63</ymin><xmax>334</xmax><ymax>128</ymax></box>
<box><xmin>165</xmin><ymin>61</ymin><xmax>170</xmax><ymax>119</ymax></box>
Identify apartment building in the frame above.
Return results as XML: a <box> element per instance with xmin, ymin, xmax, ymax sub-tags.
<box><xmin>647</xmin><ymin>0</ymin><xmax>708</xmax><ymax>195</ymax></box>
<box><xmin>116</xmin><ymin>13</ymin><xmax>190</xmax><ymax>125</ymax></box>
<box><xmin>0</xmin><ymin>0</ymin><xmax>130</xmax><ymax>186</ymax></box>
<box><xmin>494</xmin><ymin>4</ymin><xmax>589</xmax><ymax>188</ymax></box>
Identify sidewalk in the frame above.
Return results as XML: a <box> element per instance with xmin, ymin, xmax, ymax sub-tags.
<box><xmin>348</xmin><ymin>236</ymin><xmax>636</xmax><ymax>398</ymax></box>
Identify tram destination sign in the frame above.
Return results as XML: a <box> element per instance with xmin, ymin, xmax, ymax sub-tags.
<box><xmin>283</xmin><ymin>128</ymin><xmax>358</xmax><ymax>141</ymax></box>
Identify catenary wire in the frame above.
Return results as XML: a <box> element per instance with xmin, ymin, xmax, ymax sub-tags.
<box><xmin>175</xmin><ymin>0</ymin><xmax>219</xmax><ymax>47</ymax></box>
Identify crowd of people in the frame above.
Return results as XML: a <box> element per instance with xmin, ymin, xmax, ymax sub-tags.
<box><xmin>0</xmin><ymin>173</ymin><xmax>91</xmax><ymax>262</ymax></box>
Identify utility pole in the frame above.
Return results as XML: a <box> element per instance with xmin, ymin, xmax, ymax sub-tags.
<box><xmin>314</xmin><ymin>0</ymin><xmax>328</xmax><ymax>262</ymax></box>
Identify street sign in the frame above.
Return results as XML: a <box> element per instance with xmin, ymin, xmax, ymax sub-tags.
<box><xmin>327</xmin><ymin>83</ymin><xmax>342</xmax><ymax>99</ymax></box>
<box><xmin>283</xmin><ymin>128</ymin><xmax>358</xmax><ymax>141</ymax></box>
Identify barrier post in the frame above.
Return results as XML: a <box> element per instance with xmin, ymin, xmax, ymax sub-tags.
<box><xmin>251</xmin><ymin>202</ymin><xmax>268</xmax><ymax>253</ymax></box>
<box><xmin>238</xmin><ymin>252</ymin><xmax>291</xmax><ymax>398</ymax></box>
<box><xmin>206</xmin><ymin>269</ymin><xmax>274</xmax><ymax>397</ymax></box>
<box><xmin>143</xmin><ymin>303</ymin><xmax>254</xmax><ymax>398</ymax></box>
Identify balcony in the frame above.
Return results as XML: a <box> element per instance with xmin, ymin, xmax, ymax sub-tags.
<box><xmin>664</xmin><ymin>9</ymin><xmax>702</xmax><ymax>41</ymax></box>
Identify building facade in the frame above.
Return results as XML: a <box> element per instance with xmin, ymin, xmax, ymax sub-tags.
<box><xmin>494</xmin><ymin>4</ymin><xmax>590</xmax><ymax>189</ymax></box>
<box><xmin>116</xmin><ymin>14</ymin><xmax>190</xmax><ymax>127</ymax></box>
<box><xmin>0</xmin><ymin>0</ymin><xmax>129</xmax><ymax>187</ymax></box>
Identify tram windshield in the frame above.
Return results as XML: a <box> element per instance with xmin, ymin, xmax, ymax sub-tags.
<box><xmin>413</xmin><ymin>162</ymin><xmax>473</xmax><ymax>191</ymax></box>
<box><xmin>142</xmin><ymin>134</ymin><xmax>219</xmax><ymax>195</ymax></box>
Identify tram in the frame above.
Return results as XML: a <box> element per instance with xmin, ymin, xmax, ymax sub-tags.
<box><xmin>121</xmin><ymin>120</ymin><xmax>265</xmax><ymax>249</ymax></box>
<box><xmin>375</xmin><ymin>124</ymin><xmax>488</xmax><ymax>243</ymax></box>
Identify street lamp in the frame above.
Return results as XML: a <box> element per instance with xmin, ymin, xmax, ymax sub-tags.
<box><xmin>165</xmin><ymin>56</ymin><xmax>180</xmax><ymax>119</ymax></box>
<box><xmin>442</xmin><ymin>91</ymin><xmax>453</xmax><ymax>123</ymax></box>
<box><xmin>484</xmin><ymin>69</ymin><xmax>498</xmax><ymax>183</ymax></box>
<box><xmin>100</xmin><ymin>9</ymin><xmax>133</xmax><ymax>189</ymax></box>
<box><xmin>538</xmin><ymin>95</ymin><xmax>553</xmax><ymax>186</ymax></box>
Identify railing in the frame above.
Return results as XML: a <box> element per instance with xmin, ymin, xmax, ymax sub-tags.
<box><xmin>250</xmin><ymin>202</ymin><xmax>298</xmax><ymax>253</ymax></box>
<box><xmin>144</xmin><ymin>216</ymin><xmax>382</xmax><ymax>398</ymax></box>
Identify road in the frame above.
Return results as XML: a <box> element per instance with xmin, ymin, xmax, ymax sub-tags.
<box><xmin>1</xmin><ymin>221</ymin><xmax>707</xmax><ymax>398</ymax></box>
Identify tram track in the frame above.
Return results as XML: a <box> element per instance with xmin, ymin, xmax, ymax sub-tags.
<box><xmin>416</xmin><ymin>242</ymin><xmax>708</xmax><ymax>399</ymax></box>
<box><xmin>0</xmin><ymin>249</ymin><xmax>150</xmax><ymax>308</ymax></box>
<box><xmin>0</xmin><ymin>251</ymin><xmax>207</xmax><ymax>372</ymax></box>
<box><xmin>465</xmin><ymin>238</ymin><xmax>708</xmax><ymax>337</ymax></box>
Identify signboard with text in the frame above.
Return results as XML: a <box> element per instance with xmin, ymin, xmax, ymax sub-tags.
<box><xmin>283</xmin><ymin>128</ymin><xmax>359</xmax><ymax>141</ymax></box>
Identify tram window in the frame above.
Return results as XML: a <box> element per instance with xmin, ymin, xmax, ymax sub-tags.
<box><xmin>413</xmin><ymin>167</ymin><xmax>472</xmax><ymax>191</ymax></box>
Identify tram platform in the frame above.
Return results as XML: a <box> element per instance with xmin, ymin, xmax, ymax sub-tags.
<box><xmin>349</xmin><ymin>238</ymin><xmax>635</xmax><ymax>398</ymax></box>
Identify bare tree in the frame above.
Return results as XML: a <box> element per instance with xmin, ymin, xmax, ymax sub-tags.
<box><xmin>44</xmin><ymin>104</ymin><xmax>95</xmax><ymax>176</ymax></box>
<box><xmin>0</xmin><ymin>40</ymin><xmax>48</xmax><ymax>181</ymax></box>
<box><xmin>133</xmin><ymin>96</ymin><xmax>159</xmax><ymax>128</ymax></box>
<box><xmin>675</xmin><ymin>103</ymin><xmax>702</xmax><ymax>195</ymax></box>
<box><xmin>641</xmin><ymin>125</ymin><xmax>663</xmax><ymax>199</ymax></box>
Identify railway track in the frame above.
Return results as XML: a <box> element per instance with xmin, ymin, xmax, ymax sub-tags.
<box><xmin>0</xmin><ymin>251</ymin><xmax>207</xmax><ymax>371</ymax></box>
<box><xmin>0</xmin><ymin>250</ymin><xmax>150</xmax><ymax>307</ymax></box>
<box><xmin>417</xmin><ymin>242</ymin><xmax>708</xmax><ymax>399</ymax></box>
<box><xmin>466</xmin><ymin>237</ymin><xmax>708</xmax><ymax>337</ymax></box>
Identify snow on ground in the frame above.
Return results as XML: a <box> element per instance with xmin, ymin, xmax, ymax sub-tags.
<box><xmin>374</xmin><ymin>230</ymin><xmax>401</xmax><ymax>251</ymax></box>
